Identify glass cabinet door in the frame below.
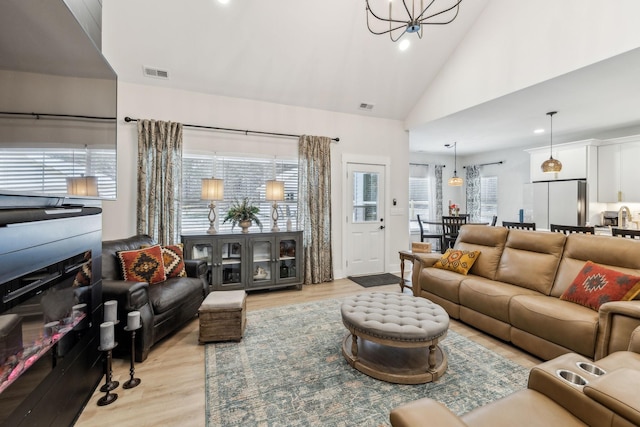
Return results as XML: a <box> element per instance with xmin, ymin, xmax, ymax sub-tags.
<box><xmin>221</xmin><ymin>240</ymin><xmax>243</xmax><ymax>286</ymax></box>
<box><xmin>278</xmin><ymin>238</ymin><xmax>297</xmax><ymax>279</ymax></box>
<box><xmin>251</xmin><ymin>240</ymin><xmax>272</xmax><ymax>283</ymax></box>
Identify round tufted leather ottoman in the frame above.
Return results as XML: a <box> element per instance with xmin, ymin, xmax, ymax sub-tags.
<box><xmin>340</xmin><ymin>292</ymin><xmax>449</xmax><ymax>384</ymax></box>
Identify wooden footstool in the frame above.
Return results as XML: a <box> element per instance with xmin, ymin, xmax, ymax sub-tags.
<box><xmin>198</xmin><ymin>290</ymin><xmax>246</xmax><ymax>343</ymax></box>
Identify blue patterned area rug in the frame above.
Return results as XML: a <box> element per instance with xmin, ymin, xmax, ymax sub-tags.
<box><xmin>205</xmin><ymin>298</ymin><xmax>529</xmax><ymax>426</ymax></box>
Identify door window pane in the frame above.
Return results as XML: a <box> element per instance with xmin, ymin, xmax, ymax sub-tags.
<box><xmin>352</xmin><ymin>171</ymin><xmax>379</xmax><ymax>222</ymax></box>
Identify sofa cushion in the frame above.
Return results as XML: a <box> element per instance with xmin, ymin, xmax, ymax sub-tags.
<box><xmin>117</xmin><ymin>245</ymin><xmax>166</xmax><ymax>284</ymax></box>
<box><xmin>161</xmin><ymin>244</ymin><xmax>187</xmax><ymax>278</ymax></box>
<box><xmin>496</xmin><ymin>230</ymin><xmax>566</xmax><ymax>295</ymax></box>
<box><xmin>418</xmin><ymin>267</ymin><xmax>465</xmax><ymax>304</ymax></box>
<box><xmin>455</xmin><ymin>225</ymin><xmax>508</xmax><ymax>280</ymax></box>
<box><xmin>433</xmin><ymin>249</ymin><xmax>480</xmax><ymax>275</ymax></box>
<box><xmin>510</xmin><ymin>295</ymin><xmax>598</xmax><ymax>357</ymax></box>
<box><xmin>459</xmin><ymin>277</ymin><xmax>541</xmax><ymax>323</ymax></box>
<box><xmin>560</xmin><ymin>261</ymin><xmax>640</xmax><ymax>311</ymax></box>
<box><xmin>147</xmin><ymin>276</ymin><xmax>204</xmax><ymax>315</ymax></box>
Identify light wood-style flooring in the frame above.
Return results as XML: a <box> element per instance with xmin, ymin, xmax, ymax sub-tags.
<box><xmin>74</xmin><ymin>279</ymin><xmax>541</xmax><ymax>427</ymax></box>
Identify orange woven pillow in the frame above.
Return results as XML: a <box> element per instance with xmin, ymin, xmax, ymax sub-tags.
<box><xmin>117</xmin><ymin>245</ymin><xmax>166</xmax><ymax>284</ymax></box>
<box><xmin>433</xmin><ymin>249</ymin><xmax>480</xmax><ymax>275</ymax></box>
<box><xmin>560</xmin><ymin>261</ymin><xmax>640</xmax><ymax>311</ymax></box>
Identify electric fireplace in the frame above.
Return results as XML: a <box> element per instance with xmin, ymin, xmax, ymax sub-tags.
<box><xmin>0</xmin><ymin>206</ymin><xmax>103</xmax><ymax>426</ymax></box>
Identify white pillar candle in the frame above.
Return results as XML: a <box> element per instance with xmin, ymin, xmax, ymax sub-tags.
<box><xmin>104</xmin><ymin>300</ymin><xmax>117</xmax><ymax>322</ymax></box>
<box><xmin>100</xmin><ymin>321</ymin><xmax>115</xmax><ymax>349</ymax></box>
<box><xmin>72</xmin><ymin>303</ymin><xmax>87</xmax><ymax>318</ymax></box>
<box><xmin>127</xmin><ymin>311</ymin><xmax>141</xmax><ymax>330</ymax></box>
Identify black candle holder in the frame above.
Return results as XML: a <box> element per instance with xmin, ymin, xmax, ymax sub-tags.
<box><xmin>97</xmin><ymin>342</ymin><xmax>118</xmax><ymax>406</ymax></box>
<box><xmin>123</xmin><ymin>325</ymin><xmax>141</xmax><ymax>389</ymax></box>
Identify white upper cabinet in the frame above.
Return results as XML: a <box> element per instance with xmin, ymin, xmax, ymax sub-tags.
<box><xmin>528</xmin><ymin>142</ymin><xmax>591</xmax><ymax>182</ymax></box>
<box><xmin>597</xmin><ymin>139</ymin><xmax>640</xmax><ymax>202</ymax></box>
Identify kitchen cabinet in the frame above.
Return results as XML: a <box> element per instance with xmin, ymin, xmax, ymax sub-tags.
<box><xmin>597</xmin><ymin>141</ymin><xmax>640</xmax><ymax>202</ymax></box>
<box><xmin>181</xmin><ymin>231</ymin><xmax>302</xmax><ymax>292</ymax></box>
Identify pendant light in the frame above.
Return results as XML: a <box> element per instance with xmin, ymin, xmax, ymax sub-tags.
<box><xmin>541</xmin><ymin>111</ymin><xmax>562</xmax><ymax>173</ymax></box>
<box><xmin>447</xmin><ymin>142</ymin><xmax>463</xmax><ymax>186</ymax></box>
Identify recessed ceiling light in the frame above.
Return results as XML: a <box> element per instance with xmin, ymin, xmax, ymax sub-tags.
<box><xmin>534</xmin><ymin>128</ymin><xmax>545</xmax><ymax>134</ymax></box>
<box><xmin>399</xmin><ymin>39</ymin><xmax>410</xmax><ymax>51</ymax></box>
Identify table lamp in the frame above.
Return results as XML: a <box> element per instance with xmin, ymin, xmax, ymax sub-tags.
<box><xmin>201</xmin><ymin>178</ymin><xmax>224</xmax><ymax>234</ymax></box>
<box><xmin>66</xmin><ymin>176</ymin><xmax>99</xmax><ymax>197</ymax></box>
<box><xmin>265</xmin><ymin>180</ymin><xmax>284</xmax><ymax>232</ymax></box>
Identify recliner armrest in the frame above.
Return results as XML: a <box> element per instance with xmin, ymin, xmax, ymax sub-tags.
<box><xmin>629</xmin><ymin>325</ymin><xmax>640</xmax><ymax>353</ymax></box>
<box><xmin>390</xmin><ymin>398</ymin><xmax>468</xmax><ymax>427</ymax></box>
<box><xmin>595</xmin><ymin>300</ymin><xmax>640</xmax><ymax>360</ymax></box>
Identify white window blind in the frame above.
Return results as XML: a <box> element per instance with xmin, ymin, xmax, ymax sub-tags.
<box><xmin>0</xmin><ymin>148</ymin><xmax>116</xmax><ymax>198</ymax></box>
<box><xmin>480</xmin><ymin>175</ymin><xmax>498</xmax><ymax>224</ymax></box>
<box><xmin>409</xmin><ymin>164</ymin><xmax>431</xmax><ymax>232</ymax></box>
<box><xmin>182</xmin><ymin>154</ymin><xmax>298</xmax><ymax>234</ymax></box>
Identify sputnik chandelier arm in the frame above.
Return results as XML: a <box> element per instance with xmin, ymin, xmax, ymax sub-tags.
<box><xmin>365</xmin><ymin>0</ymin><xmax>462</xmax><ymax>42</ymax></box>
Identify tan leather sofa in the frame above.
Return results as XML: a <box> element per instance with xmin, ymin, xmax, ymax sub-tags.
<box><xmin>411</xmin><ymin>225</ymin><xmax>640</xmax><ymax>361</ymax></box>
<box><xmin>390</xmin><ymin>326</ymin><xmax>640</xmax><ymax>427</ymax></box>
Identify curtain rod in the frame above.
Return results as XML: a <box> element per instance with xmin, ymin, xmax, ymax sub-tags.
<box><xmin>409</xmin><ymin>162</ymin><xmax>446</xmax><ymax>167</ymax></box>
<box><xmin>0</xmin><ymin>111</ymin><xmax>116</xmax><ymax>121</ymax></box>
<box><xmin>124</xmin><ymin>116</ymin><xmax>339</xmax><ymax>142</ymax></box>
<box><xmin>463</xmin><ymin>161</ymin><xmax>503</xmax><ymax>168</ymax></box>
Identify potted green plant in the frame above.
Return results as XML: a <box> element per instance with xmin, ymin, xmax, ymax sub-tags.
<box><xmin>223</xmin><ymin>198</ymin><xmax>262</xmax><ymax>233</ymax></box>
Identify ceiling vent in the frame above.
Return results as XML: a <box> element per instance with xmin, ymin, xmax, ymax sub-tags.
<box><xmin>359</xmin><ymin>103</ymin><xmax>374</xmax><ymax>111</ymax></box>
<box><xmin>143</xmin><ymin>66</ymin><xmax>169</xmax><ymax>79</ymax></box>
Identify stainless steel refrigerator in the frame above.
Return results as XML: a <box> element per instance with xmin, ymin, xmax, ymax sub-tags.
<box><xmin>523</xmin><ymin>180</ymin><xmax>587</xmax><ymax>230</ymax></box>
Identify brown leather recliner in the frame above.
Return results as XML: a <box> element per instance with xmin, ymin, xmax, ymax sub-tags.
<box><xmin>101</xmin><ymin>235</ymin><xmax>208</xmax><ymax>362</ymax></box>
<box><xmin>390</xmin><ymin>326</ymin><xmax>640</xmax><ymax>427</ymax></box>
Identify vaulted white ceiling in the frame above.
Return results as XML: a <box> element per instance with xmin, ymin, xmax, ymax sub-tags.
<box><xmin>102</xmin><ymin>0</ymin><xmax>640</xmax><ymax>155</ymax></box>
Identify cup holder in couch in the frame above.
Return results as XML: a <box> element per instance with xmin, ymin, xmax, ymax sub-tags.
<box><xmin>556</xmin><ymin>369</ymin><xmax>588</xmax><ymax>386</ymax></box>
<box><xmin>576</xmin><ymin>362</ymin><xmax>605</xmax><ymax>376</ymax></box>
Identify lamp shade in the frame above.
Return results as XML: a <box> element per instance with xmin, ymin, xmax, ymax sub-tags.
<box><xmin>265</xmin><ymin>180</ymin><xmax>285</xmax><ymax>201</ymax></box>
<box><xmin>201</xmin><ymin>178</ymin><xmax>224</xmax><ymax>201</ymax></box>
<box><xmin>66</xmin><ymin>176</ymin><xmax>98</xmax><ymax>196</ymax></box>
<box><xmin>448</xmin><ymin>176</ymin><xmax>464</xmax><ymax>186</ymax></box>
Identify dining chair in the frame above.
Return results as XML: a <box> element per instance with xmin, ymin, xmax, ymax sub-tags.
<box><xmin>550</xmin><ymin>224</ymin><xmax>595</xmax><ymax>235</ymax></box>
<box><xmin>611</xmin><ymin>228</ymin><xmax>640</xmax><ymax>239</ymax></box>
<box><xmin>416</xmin><ymin>214</ymin><xmax>441</xmax><ymax>252</ymax></box>
<box><xmin>502</xmin><ymin>221</ymin><xmax>536</xmax><ymax>230</ymax></box>
<box><xmin>441</xmin><ymin>216</ymin><xmax>468</xmax><ymax>253</ymax></box>
<box><xmin>490</xmin><ymin>215</ymin><xmax>498</xmax><ymax>226</ymax></box>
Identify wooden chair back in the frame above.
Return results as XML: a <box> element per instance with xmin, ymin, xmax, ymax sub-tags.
<box><xmin>550</xmin><ymin>224</ymin><xmax>595</xmax><ymax>235</ymax></box>
<box><xmin>502</xmin><ymin>221</ymin><xmax>536</xmax><ymax>230</ymax></box>
<box><xmin>441</xmin><ymin>216</ymin><xmax>468</xmax><ymax>252</ymax></box>
<box><xmin>612</xmin><ymin>228</ymin><xmax>640</xmax><ymax>239</ymax></box>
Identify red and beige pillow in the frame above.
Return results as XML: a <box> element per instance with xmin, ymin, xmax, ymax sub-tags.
<box><xmin>117</xmin><ymin>244</ymin><xmax>166</xmax><ymax>284</ymax></box>
<box><xmin>433</xmin><ymin>249</ymin><xmax>481</xmax><ymax>275</ymax></box>
<box><xmin>560</xmin><ymin>261</ymin><xmax>640</xmax><ymax>311</ymax></box>
<box><xmin>160</xmin><ymin>244</ymin><xmax>187</xmax><ymax>278</ymax></box>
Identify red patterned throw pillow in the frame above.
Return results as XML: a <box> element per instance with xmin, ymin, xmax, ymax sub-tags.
<box><xmin>117</xmin><ymin>245</ymin><xmax>166</xmax><ymax>284</ymax></box>
<box><xmin>162</xmin><ymin>244</ymin><xmax>187</xmax><ymax>278</ymax></box>
<box><xmin>560</xmin><ymin>261</ymin><xmax>640</xmax><ymax>311</ymax></box>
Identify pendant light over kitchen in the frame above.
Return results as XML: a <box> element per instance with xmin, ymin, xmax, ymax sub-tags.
<box><xmin>541</xmin><ymin>111</ymin><xmax>562</xmax><ymax>173</ymax></box>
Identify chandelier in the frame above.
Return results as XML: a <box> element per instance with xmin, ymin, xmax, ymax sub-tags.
<box><xmin>541</xmin><ymin>111</ymin><xmax>562</xmax><ymax>173</ymax></box>
<box><xmin>365</xmin><ymin>0</ymin><xmax>463</xmax><ymax>42</ymax></box>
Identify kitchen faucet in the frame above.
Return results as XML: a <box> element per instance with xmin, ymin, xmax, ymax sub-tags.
<box><xmin>618</xmin><ymin>205</ymin><xmax>632</xmax><ymax>229</ymax></box>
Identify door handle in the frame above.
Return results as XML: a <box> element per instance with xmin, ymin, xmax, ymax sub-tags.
<box><xmin>379</xmin><ymin>225</ymin><xmax>385</xmax><ymax>230</ymax></box>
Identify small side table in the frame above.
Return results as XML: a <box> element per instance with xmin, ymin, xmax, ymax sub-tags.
<box><xmin>398</xmin><ymin>250</ymin><xmax>415</xmax><ymax>293</ymax></box>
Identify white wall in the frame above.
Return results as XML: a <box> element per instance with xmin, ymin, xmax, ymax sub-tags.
<box><xmin>102</xmin><ymin>82</ymin><xmax>409</xmax><ymax>278</ymax></box>
<box><xmin>407</xmin><ymin>0</ymin><xmax>640</xmax><ymax>128</ymax></box>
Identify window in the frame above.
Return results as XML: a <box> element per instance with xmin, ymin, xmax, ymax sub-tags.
<box><xmin>409</xmin><ymin>164</ymin><xmax>431</xmax><ymax>232</ymax></box>
<box><xmin>181</xmin><ymin>154</ymin><xmax>298</xmax><ymax>234</ymax></box>
<box><xmin>480</xmin><ymin>175</ymin><xmax>498</xmax><ymax>224</ymax></box>
<box><xmin>0</xmin><ymin>148</ymin><xmax>116</xmax><ymax>198</ymax></box>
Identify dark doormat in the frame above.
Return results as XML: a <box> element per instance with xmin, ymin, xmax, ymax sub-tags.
<box><xmin>347</xmin><ymin>273</ymin><xmax>401</xmax><ymax>288</ymax></box>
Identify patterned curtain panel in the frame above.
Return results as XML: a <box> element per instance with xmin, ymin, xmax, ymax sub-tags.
<box><xmin>298</xmin><ymin>135</ymin><xmax>333</xmax><ymax>284</ymax></box>
<box><xmin>434</xmin><ymin>165</ymin><xmax>443</xmax><ymax>221</ymax></box>
<box><xmin>465</xmin><ymin>165</ymin><xmax>481</xmax><ymax>223</ymax></box>
<box><xmin>137</xmin><ymin>119</ymin><xmax>183</xmax><ymax>245</ymax></box>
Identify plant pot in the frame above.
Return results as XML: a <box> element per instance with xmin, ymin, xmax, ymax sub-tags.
<box><xmin>239</xmin><ymin>220</ymin><xmax>252</xmax><ymax>233</ymax></box>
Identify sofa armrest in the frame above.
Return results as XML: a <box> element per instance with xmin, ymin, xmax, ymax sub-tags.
<box><xmin>629</xmin><ymin>325</ymin><xmax>640</xmax><ymax>353</ymax></box>
<box><xmin>390</xmin><ymin>398</ymin><xmax>468</xmax><ymax>427</ymax></box>
<box><xmin>595</xmin><ymin>300</ymin><xmax>640</xmax><ymax>360</ymax></box>
<box><xmin>102</xmin><ymin>279</ymin><xmax>149</xmax><ymax>310</ymax></box>
<box><xmin>410</xmin><ymin>253</ymin><xmax>443</xmax><ymax>296</ymax></box>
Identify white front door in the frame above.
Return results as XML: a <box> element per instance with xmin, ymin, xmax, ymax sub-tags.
<box><xmin>346</xmin><ymin>163</ymin><xmax>385</xmax><ymax>276</ymax></box>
